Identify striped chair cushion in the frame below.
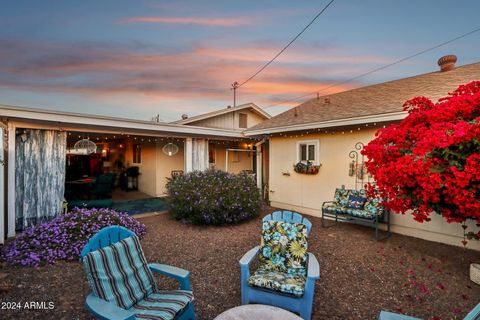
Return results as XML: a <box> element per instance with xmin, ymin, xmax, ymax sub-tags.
<box><xmin>82</xmin><ymin>236</ymin><xmax>158</xmax><ymax>309</ymax></box>
<box><xmin>130</xmin><ymin>290</ymin><xmax>194</xmax><ymax>320</ymax></box>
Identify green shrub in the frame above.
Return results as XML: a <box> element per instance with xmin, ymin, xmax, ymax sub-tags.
<box><xmin>166</xmin><ymin>170</ymin><xmax>263</xmax><ymax>225</ymax></box>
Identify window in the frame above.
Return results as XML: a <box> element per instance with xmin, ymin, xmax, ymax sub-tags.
<box><xmin>239</xmin><ymin>113</ymin><xmax>247</xmax><ymax>128</ymax></box>
<box><xmin>297</xmin><ymin>140</ymin><xmax>319</xmax><ymax>164</ymax></box>
<box><xmin>133</xmin><ymin>144</ymin><xmax>142</xmax><ymax>164</ymax></box>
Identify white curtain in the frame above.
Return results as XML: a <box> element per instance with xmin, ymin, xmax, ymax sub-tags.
<box><xmin>15</xmin><ymin>129</ymin><xmax>67</xmax><ymax>230</ymax></box>
<box><xmin>192</xmin><ymin>138</ymin><xmax>208</xmax><ymax>171</ymax></box>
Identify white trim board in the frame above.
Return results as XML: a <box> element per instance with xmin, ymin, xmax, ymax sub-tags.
<box><xmin>244</xmin><ymin>111</ymin><xmax>407</xmax><ymax>136</ymax></box>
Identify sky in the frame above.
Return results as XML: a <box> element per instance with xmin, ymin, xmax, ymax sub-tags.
<box><xmin>0</xmin><ymin>0</ymin><xmax>479</xmax><ymax>122</ymax></box>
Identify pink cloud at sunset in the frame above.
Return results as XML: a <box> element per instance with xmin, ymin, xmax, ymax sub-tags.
<box><xmin>0</xmin><ymin>39</ymin><xmax>371</xmax><ymax>108</ymax></box>
<box><xmin>121</xmin><ymin>16</ymin><xmax>254</xmax><ymax>27</ymax></box>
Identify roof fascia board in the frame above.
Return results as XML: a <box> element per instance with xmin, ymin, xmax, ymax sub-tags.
<box><xmin>244</xmin><ymin>111</ymin><xmax>407</xmax><ymax>136</ymax></box>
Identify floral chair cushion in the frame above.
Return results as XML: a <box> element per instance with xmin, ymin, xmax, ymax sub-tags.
<box><xmin>247</xmin><ymin>267</ymin><xmax>306</xmax><ymax>297</ymax></box>
<box><xmin>328</xmin><ymin>188</ymin><xmax>385</xmax><ymax>220</ymax></box>
<box><xmin>258</xmin><ymin>221</ymin><xmax>308</xmax><ymax>272</ymax></box>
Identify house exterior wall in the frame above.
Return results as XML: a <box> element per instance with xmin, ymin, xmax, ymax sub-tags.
<box><xmin>187</xmin><ymin>110</ymin><xmax>264</xmax><ymax>130</ymax></box>
<box><xmin>155</xmin><ymin>141</ymin><xmax>185</xmax><ymax>196</ymax></box>
<box><xmin>268</xmin><ymin>130</ymin><xmax>480</xmax><ymax>251</ymax></box>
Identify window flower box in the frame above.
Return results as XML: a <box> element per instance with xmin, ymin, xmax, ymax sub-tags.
<box><xmin>293</xmin><ymin>161</ymin><xmax>321</xmax><ymax>175</ymax></box>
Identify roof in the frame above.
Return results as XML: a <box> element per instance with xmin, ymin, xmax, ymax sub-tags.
<box><xmin>0</xmin><ymin>105</ymin><xmax>245</xmax><ymax>139</ymax></box>
<box><xmin>245</xmin><ymin>62</ymin><xmax>480</xmax><ymax>135</ymax></box>
<box><xmin>172</xmin><ymin>102</ymin><xmax>270</xmax><ymax>125</ymax></box>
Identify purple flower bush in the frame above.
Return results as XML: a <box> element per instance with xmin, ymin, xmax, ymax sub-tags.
<box><xmin>1</xmin><ymin>208</ymin><xmax>146</xmax><ymax>267</ymax></box>
<box><xmin>166</xmin><ymin>170</ymin><xmax>263</xmax><ymax>225</ymax></box>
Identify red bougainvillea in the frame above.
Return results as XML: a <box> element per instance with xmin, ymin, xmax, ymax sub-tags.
<box><xmin>362</xmin><ymin>81</ymin><xmax>480</xmax><ymax>231</ymax></box>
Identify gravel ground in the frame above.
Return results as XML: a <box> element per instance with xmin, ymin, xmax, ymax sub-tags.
<box><xmin>0</xmin><ymin>208</ymin><xmax>479</xmax><ymax>320</ymax></box>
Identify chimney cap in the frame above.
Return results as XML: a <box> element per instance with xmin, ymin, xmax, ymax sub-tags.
<box><xmin>437</xmin><ymin>55</ymin><xmax>457</xmax><ymax>72</ymax></box>
<box><xmin>181</xmin><ymin>114</ymin><xmax>188</xmax><ymax>120</ymax></box>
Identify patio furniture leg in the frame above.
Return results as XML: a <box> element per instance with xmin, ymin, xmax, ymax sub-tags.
<box><xmin>321</xmin><ymin>211</ymin><xmax>337</xmax><ymax>228</ymax></box>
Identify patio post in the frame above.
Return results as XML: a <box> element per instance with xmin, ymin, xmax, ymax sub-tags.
<box><xmin>0</xmin><ymin>126</ymin><xmax>4</xmax><ymax>244</ymax></box>
<box><xmin>184</xmin><ymin>137</ymin><xmax>193</xmax><ymax>173</ymax></box>
<box><xmin>7</xmin><ymin>122</ymin><xmax>16</xmax><ymax>237</ymax></box>
<box><xmin>255</xmin><ymin>140</ymin><xmax>264</xmax><ymax>189</ymax></box>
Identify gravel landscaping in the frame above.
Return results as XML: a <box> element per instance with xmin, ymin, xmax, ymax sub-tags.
<box><xmin>1</xmin><ymin>208</ymin><xmax>479</xmax><ymax>319</ymax></box>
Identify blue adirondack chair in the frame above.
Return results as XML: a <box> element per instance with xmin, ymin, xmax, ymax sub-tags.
<box><xmin>80</xmin><ymin>225</ymin><xmax>195</xmax><ymax>320</ymax></box>
<box><xmin>378</xmin><ymin>302</ymin><xmax>480</xmax><ymax>320</ymax></box>
<box><xmin>239</xmin><ymin>211</ymin><xmax>320</xmax><ymax>320</ymax></box>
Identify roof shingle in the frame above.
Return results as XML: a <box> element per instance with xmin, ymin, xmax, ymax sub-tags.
<box><xmin>247</xmin><ymin>62</ymin><xmax>480</xmax><ymax>132</ymax></box>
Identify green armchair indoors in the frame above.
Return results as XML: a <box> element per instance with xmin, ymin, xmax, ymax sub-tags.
<box><xmin>90</xmin><ymin>174</ymin><xmax>116</xmax><ymax>199</ymax></box>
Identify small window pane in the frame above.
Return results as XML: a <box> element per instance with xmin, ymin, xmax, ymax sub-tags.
<box><xmin>300</xmin><ymin>144</ymin><xmax>307</xmax><ymax>161</ymax></box>
<box><xmin>308</xmin><ymin>144</ymin><xmax>315</xmax><ymax>161</ymax></box>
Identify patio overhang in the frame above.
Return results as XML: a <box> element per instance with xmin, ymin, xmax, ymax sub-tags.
<box><xmin>0</xmin><ymin>105</ymin><xmax>245</xmax><ymax>139</ymax></box>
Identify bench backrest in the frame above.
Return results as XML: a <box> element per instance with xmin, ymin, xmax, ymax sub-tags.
<box><xmin>333</xmin><ymin>187</ymin><xmax>385</xmax><ymax>217</ymax></box>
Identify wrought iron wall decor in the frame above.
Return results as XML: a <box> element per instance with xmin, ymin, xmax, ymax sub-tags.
<box><xmin>348</xmin><ymin>142</ymin><xmax>372</xmax><ymax>191</ymax></box>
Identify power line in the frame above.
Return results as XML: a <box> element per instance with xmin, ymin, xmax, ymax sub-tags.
<box><xmin>266</xmin><ymin>26</ymin><xmax>480</xmax><ymax>108</ymax></box>
<box><xmin>236</xmin><ymin>0</ymin><xmax>335</xmax><ymax>88</ymax></box>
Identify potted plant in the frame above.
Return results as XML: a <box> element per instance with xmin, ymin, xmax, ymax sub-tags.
<box><xmin>293</xmin><ymin>161</ymin><xmax>321</xmax><ymax>175</ymax></box>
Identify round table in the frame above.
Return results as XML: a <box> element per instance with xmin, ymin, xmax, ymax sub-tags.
<box><xmin>214</xmin><ymin>304</ymin><xmax>302</xmax><ymax>320</ymax></box>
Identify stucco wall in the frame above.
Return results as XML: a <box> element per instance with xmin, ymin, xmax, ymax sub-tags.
<box><xmin>155</xmin><ymin>141</ymin><xmax>185</xmax><ymax>196</ymax></box>
<box><xmin>268</xmin><ymin>131</ymin><xmax>480</xmax><ymax>250</ymax></box>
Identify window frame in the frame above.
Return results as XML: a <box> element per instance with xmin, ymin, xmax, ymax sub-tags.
<box><xmin>296</xmin><ymin>140</ymin><xmax>320</xmax><ymax>165</ymax></box>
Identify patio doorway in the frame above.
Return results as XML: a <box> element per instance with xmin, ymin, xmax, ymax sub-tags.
<box><xmin>64</xmin><ymin>131</ymin><xmax>184</xmax><ymax>214</ymax></box>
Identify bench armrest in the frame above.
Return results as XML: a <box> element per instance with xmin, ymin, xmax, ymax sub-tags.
<box><xmin>148</xmin><ymin>263</ymin><xmax>191</xmax><ymax>291</ymax></box>
<box><xmin>85</xmin><ymin>293</ymin><xmax>135</xmax><ymax>320</ymax></box>
<box><xmin>322</xmin><ymin>201</ymin><xmax>337</xmax><ymax>208</ymax></box>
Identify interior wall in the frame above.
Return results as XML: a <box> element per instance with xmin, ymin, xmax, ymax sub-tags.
<box><xmin>268</xmin><ymin>130</ymin><xmax>480</xmax><ymax>251</ymax></box>
<box><xmin>125</xmin><ymin>140</ymin><xmax>157</xmax><ymax>197</ymax></box>
<box><xmin>210</xmin><ymin>142</ymin><xmax>253</xmax><ymax>173</ymax></box>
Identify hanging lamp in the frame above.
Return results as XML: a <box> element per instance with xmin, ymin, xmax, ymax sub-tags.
<box><xmin>162</xmin><ymin>142</ymin><xmax>179</xmax><ymax>156</ymax></box>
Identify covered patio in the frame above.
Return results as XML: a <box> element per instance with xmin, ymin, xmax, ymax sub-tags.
<box><xmin>0</xmin><ymin>106</ymin><xmax>262</xmax><ymax>239</ymax></box>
